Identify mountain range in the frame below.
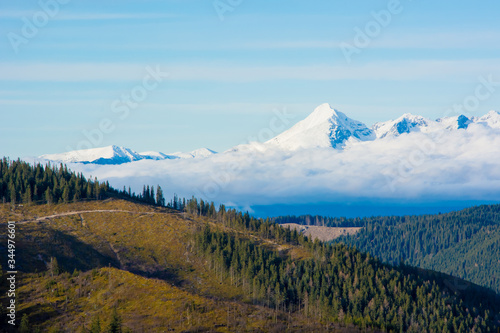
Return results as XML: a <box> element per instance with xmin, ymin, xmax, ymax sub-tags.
<box><xmin>35</xmin><ymin>103</ymin><xmax>500</xmax><ymax>217</ymax></box>
<box><xmin>40</xmin><ymin>145</ymin><xmax>217</xmax><ymax>165</ymax></box>
<box><xmin>40</xmin><ymin>103</ymin><xmax>500</xmax><ymax>165</ymax></box>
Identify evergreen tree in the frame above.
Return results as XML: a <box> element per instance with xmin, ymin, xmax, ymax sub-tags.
<box><xmin>45</xmin><ymin>187</ymin><xmax>53</xmax><ymax>204</ymax></box>
<box><xmin>150</xmin><ymin>186</ymin><xmax>155</xmax><ymax>205</ymax></box>
<box><xmin>62</xmin><ymin>185</ymin><xmax>70</xmax><ymax>203</ymax></box>
<box><xmin>9</xmin><ymin>181</ymin><xmax>16</xmax><ymax>204</ymax></box>
<box><xmin>156</xmin><ymin>185</ymin><xmax>165</xmax><ymax>206</ymax></box>
<box><xmin>19</xmin><ymin>313</ymin><xmax>30</xmax><ymax>333</ymax></box>
<box><xmin>86</xmin><ymin>182</ymin><xmax>93</xmax><ymax>199</ymax></box>
<box><xmin>23</xmin><ymin>186</ymin><xmax>32</xmax><ymax>205</ymax></box>
<box><xmin>74</xmin><ymin>186</ymin><xmax>82</xmax><ymax>202</ymax></box>
<box><xmin>107</xmin><ymin>308</ymin><xmax>122</xmax><ymax>333</ymax></box>
<box><xmin>90</xmin><ymin>315</ymin><xmax>101</xmax><ymax>333</ymax></box>
<box><xmin>48</xmin><ymin>257</ymin><xmax>60</xmax><ymax>277</ymax></box>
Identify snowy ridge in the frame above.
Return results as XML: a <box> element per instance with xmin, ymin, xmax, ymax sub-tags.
<box><xmin>372</xmin><ymin>114</ymin><xmax>432</xmax><ymax>139</ymax></box>
<box><xmin>169</xmin><ymin>148</ymin><xmax>218</xmax><ymax>159</ymax></box>
<box><xmin>40</xmin><ymin>145</ymin><xmax>144</xmax><ymax>165</ymax></box>
<box><xmin>41</xmin><ymin>146</ymin><xmax>217</xmax><ymax>164</ymax></box>
<box><xmin>140</xmin><ymin>151</ymin><xmax>175</xmax><ymax>160</ymax></box>
<box><xmin>373</xmin><ymin>111</ymin><xmax>500</xmax><ymax>138</ymax></box>
<box><xmin>436</xmin><ymin>115</ymin><xmax>472</xmax><ymax>130</ymax></box>
<box><xmin>473</xmin><ymin>110</ymin><xmax>500</xmax><ymax>128</ymax></box>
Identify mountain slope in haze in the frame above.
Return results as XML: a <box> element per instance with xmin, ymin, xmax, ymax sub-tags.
<box><xmin>266</xmin><ymin>103</ymin><xmax>375</xmax><ymax>149</ymax></box>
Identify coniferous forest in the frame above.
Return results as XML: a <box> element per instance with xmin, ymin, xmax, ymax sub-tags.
<box><xmin>194</xmin><ymin>224</ymin><xmax>499</xmax><ymax>332</ymax></box>
<box><xmin>1</xmin><ymin>158</ymin><xmax>500</xmax><ymax>332</ymax></box>
<box><xmin>0</xmin><ymin>158</ymin><xmax>165</xmax><ymax>207</ymax></box>
<box><xmin>275</xmin><ymin>207</ymin><xmax>500</xmax><ymax>294</ymax></box>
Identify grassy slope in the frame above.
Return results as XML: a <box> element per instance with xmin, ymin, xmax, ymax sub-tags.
<box><xmin>0</xmin><ymin>200</ymin><xmax>365</xmax><ymax>332</ymax></box>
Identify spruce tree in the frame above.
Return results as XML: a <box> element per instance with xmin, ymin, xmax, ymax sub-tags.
<box><xmin>156</xmin><ymin>185</ymin><xmax>165</xmax><ymax>206</ymax></box>
<box><xmin>90</xmin><ymin>315</ymin><xmax>101</xmax><ymax>333</ymax></box>
<box><xmin>24</xmin><ymin>186</ymin><xmax>32</xmax><ymax>205</ymax></box>
<box><xmin>62</xmin><ymin>185</ymin><xmax>70</xmax><ymax>203</ymax></box>
<box><xmin>9</xmin><ymin>181</ymin><xmax>16</xmax><ymax>204</ymax></box>
<box><xmin>150</xmin><ymin>186</ymin><xmax>155</xmax><ymax>205</ymax></box>
<box><xmin>49</xmin><ymin>257</ymin><xmax>60</xmax><ymax>277</ymax></box>
<box><xmin>74</xmin><ymin>187</ymin><xmax>81</xmax><ymax>202</ymax></box>
<box><xmin>45</xmin><ymin>187</ymin><xmax>53</xmax><ymax>204</ymax></box>
<box><xmin>107</xmin><ymin>308</ymin><xmax>122</xmax><ymax>333</ymax></box>
<box><xmin>19</xmin><ymin>314</ymin><xmax>30</xmax><ymax>333</ymax></box>
<box><xmin>87</xmin><ymin>182</ymin><xmax>93</xmax><ymax>199</ymax></box>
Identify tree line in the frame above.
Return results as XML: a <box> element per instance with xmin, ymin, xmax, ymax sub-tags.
<box><xmin>0</xmin><ymin>158</ymin><xmax>165</xmax><ymax>207</ymax></box>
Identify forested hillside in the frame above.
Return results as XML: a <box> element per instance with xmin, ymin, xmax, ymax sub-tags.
<box><xmin>1</xmin><ymin>158</ymin><xmax>499</xmax><ymax>332</ymax></box>
<box><xmin>0</xmin><ymin>158</ymin><xmax>166</xmax><ymax>206</ymax></box>
<box><xmin>196</xmin><ymin>224</ymin><xmax>499</xmax><ymax>332</ymax></box>
<box><xmin>276</xmin><ymin>207</ymin><xmax>500</xmax><ymax>293</ymax></box>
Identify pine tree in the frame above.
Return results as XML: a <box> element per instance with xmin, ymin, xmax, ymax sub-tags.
<box><xmin>24</xmin><ymin>186</ymin><xmax>32</xmax><ymax>205</ymax></box>
<box><xmin>156</xmin><ymin>185</ymin><xmax>165</xmax><ymax>206</ymax></box>
<box><xmin>107</xmin><ymin>307</ymin><xmax>122</xmax><ymax>333</ymax></box>
<box><xmin>45</xmin><ymin>187</ymin><xmax>53</xmax><ymax>204</ymax></box>
<box><xmin>87</xmin><ymin>182</ymin><xmax>93</xmax><ymax>199</ymax></box>
<box><xmin>62</xmin><ymin>185</ymin><xmax>70</xmax><ymax>203</ymax></box>
<box><xmin>19</xmin><ymin>313</ymin><xmax>30</xmax><ymax>333</ymax></box>
<box><xmin>90</xmin><ymin>315</ymin><xmax>101</xmax><ymax>333</ymax></box>
<box><xmin>74</xmin><ymin>186</ymin><xmax>82</xmax><ymax>202</ymax></box>
<box><xmin>9</xmin><ymin>181</ymin><xmax>16</xmax><ymax>204</ymax></box>
<box><xmin>94</xmin><ymin>178</ymin><xmax>100</xmax><ymax>200</ymax></box>
<box><xmin>150</xmin><ymin>186</ymin><xmax>155</xmax><ymax>204</ymax></box>
<box><xmin>48</xmin><ymin>257</ymin><xmax>60</xmax><ymax>277</ymax></box>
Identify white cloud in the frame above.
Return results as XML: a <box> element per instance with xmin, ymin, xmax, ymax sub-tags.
<box><xmin>63</xmin><ymin>124</ymin><xmax>500</xmax><ymax>212</ymax></box>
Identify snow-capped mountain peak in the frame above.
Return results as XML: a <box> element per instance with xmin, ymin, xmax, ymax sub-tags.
<box><xmin>169</xmin><ymin>148</ymin><xmax>217</xmax><ymax>159</ymax></box>
<box><xmin>372</xmin><ymin>113</ymin><xmax>432</xmax><ymax>139</ymax></box>
<box><xmin>474</xmin><ymin>110</ymin><xmax>500</xmax><ymax>128</ymax></box>
<box><xmin>40</xmin><ymin>146</ymin><xmax>218</xmax><ymax>165</ymax></box>
<box><xmin>266</xmin><ymin>103</ymin><xmax>374</xmax><ymax>150</ymax></box>
<box><xmin>436</xmin><ymin>114</ymin><xmax>472</xmax><ymax>130</ymax></box>
<box><xmin>40</xmin><ymin>145</ymin><xmax>143</xmax><ymax>165</ymax></box>
<box><xmin>39</xmin><ymin>107</ymin><xmax>500</xmax><ymax>167</ymax></box>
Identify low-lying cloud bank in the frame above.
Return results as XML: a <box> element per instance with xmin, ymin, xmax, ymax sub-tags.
<box><xmin>62</xmin><ymin>123</ymin><xmax>500</xmax><ymax>217</ymax></box>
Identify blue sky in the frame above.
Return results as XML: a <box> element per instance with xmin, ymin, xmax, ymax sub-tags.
<box><xmin>1</xmin><ymin>0</ymin><xmax>500</xmax><ymax>157</ymax></box>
